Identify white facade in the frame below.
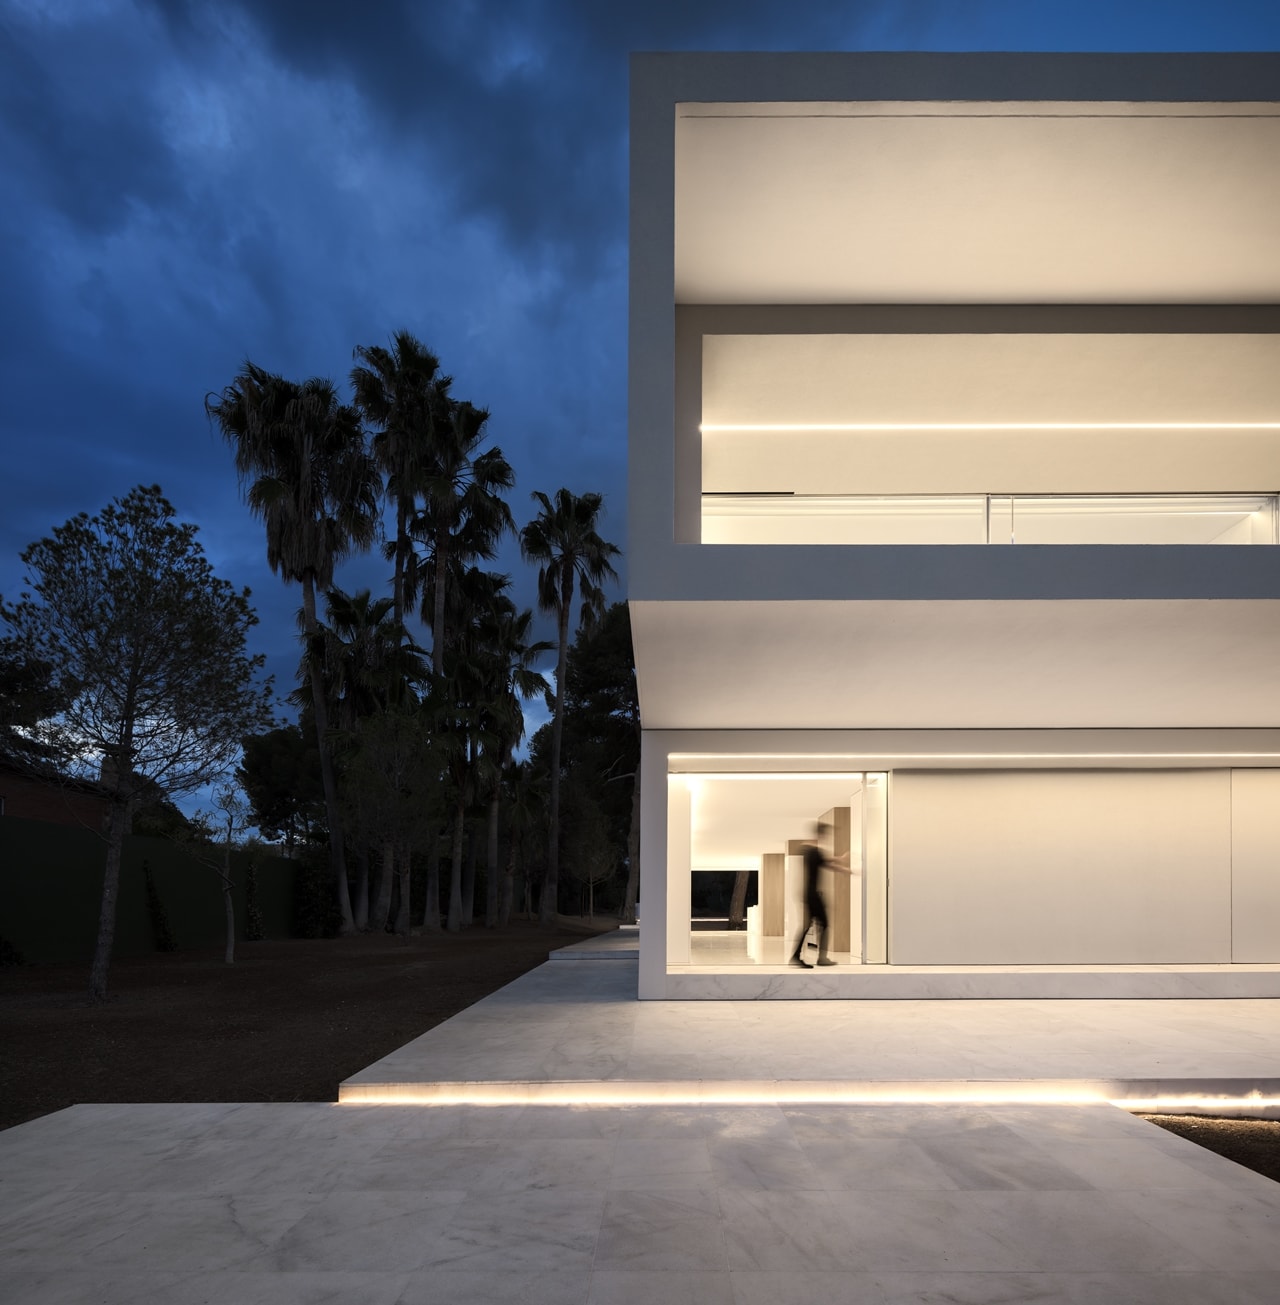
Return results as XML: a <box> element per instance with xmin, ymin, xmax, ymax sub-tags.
<box><xmin>628</xmin><ymin>53</ymin><xmax>1280</xmax><ymax>999</ymax></box>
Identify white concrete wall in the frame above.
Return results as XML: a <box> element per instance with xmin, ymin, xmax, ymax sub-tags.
<box><xmin>889</xmin><ymin>769</ymin><xmax>1232</xmax><ymax>964</ymax></box>
<box><xmin>1230</xmin><ymin>769</ymin><xmax>1280</xmax><ymax>962</ymax></box>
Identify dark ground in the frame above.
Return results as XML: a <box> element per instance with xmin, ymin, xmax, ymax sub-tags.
<box><xmin>2</xmin><ymin>930</ymin><xmax>1277</xmax><ymax>1187</ymax></box>
<box><xmin>0</xmin><ymin>920</ymin><xmax>614</xmax><ymax>1132</ymax></box>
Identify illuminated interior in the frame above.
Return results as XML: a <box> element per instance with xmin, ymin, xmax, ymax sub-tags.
<box><xmin>682</xmin><ymin>771</ymin><xmax>888</xmax><ymax>969</ymax></box>
<box><xmin>699</xmin><ymin>333</ymin><xmax>1280</xmax><ymax>545</ymax></box>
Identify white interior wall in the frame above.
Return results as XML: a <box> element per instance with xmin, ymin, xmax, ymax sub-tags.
<box><xmin>1230</xmin><ymin>769</ymin><xmax>1280</xmax><ymax>962</ymax></box>
<box><xmin>888</xmin><ymin>770</ymin><xmax>1232</xmax><ymax>964</ymax></box>
<box><xmin>701</xmin><ymin>334</ymin><xmax>1280</xmax><ymax>496</ymax></box>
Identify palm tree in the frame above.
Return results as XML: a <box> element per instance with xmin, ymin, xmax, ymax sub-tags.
<box><xmin>300</xmin><ymin>587</ymin><xmax>428</xmax><ymax>930</ymax></box>
<box><xmin>519</xmin><ymin>489</ymin><xmax>620</xmax><ymax>924</ymax></box>
<box><xmin>410</xmin><ymin>401</ymin><xmax>515</xmax><ymax>682</ymax></box>
<box><xmin>350</xmin><ymin>332</ymin><xmax>450</xmax><ymax>634</ymax></box>
<box><xmin>205</xmin><ymin>362</ymin><xmax>378</xmax><ymax>934</ymax></box>
<box><xmin>474</xmin><ymin>601</ymin><xmax>551</xmax><ymax>927</ymax></box>
<box><xmin>435</xmin><ymin>567</ymin><xmax>511</xmax><ymax>932</ymax></box>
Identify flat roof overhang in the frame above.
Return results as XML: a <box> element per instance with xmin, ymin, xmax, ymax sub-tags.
<box><xmin>631</xmin><ymin>597</ymin><xmax>1280</xmax><ymax>731</ymax></box>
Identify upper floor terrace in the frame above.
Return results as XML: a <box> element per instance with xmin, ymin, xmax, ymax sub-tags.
<box><xmin>629</xmin><ymin>53</ymin><xmax>1280</xmax><ymax>607</ymax></box>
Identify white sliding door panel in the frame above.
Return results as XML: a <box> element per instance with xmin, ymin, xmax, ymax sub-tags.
<box><xmin>890</xmin><ymin>770</ymin><xmax>1231</xmax><ymax>964</ymax></box>
<box><xmin>1231</xmin><ymin>769</ymin><xmax>1280</xmax><ymax>962</ymax></box>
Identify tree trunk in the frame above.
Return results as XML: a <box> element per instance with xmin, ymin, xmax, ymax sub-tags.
<box><xmin>485</xmin><ymin>788</ymin><xmax>501</xmax><ymax>927</ymax></box>
<box><xmin>728</xmin><ymin>870</ymin><xmax>750</xmax><ymax>930</ymax></box>
<box><xmin>371</xmin><ymin>841</ymin><xmax>395</xmax><ymax>930</ymax></box>
<box><xmin>541</xmin><ymin>589</ymin><xmax>571</xmax><ymax>926</ymax></box>
<box><xmin>302</xmin><ymin>574</ymin><xmax>355</xmax><ymax>935</ymax></box>
<box><xmin>89</xmin><ymin>797</ymin><xmax>132</xmax><ymax>1001</ymax></box>
<box><xmin>394</xmin><ymin>843</ymin><xmax>412</xmax><ymax>936</ymax></box>
<box><xmin>461</xmin><ymin>820</ymin><xmax>478</xmax><ymax>926</ymax></box>
<box><xmin>446</xmin><ymin>797</ymin><xmax>465</xmax><ymax>932</ymax></box>
<box><xmin>353</xmin><ymin>844</ymin><xmax>370</xmax><ymax>931</ymax></box>
<box><xmin>621</xmin><ymin>760</ymin><xmax>641</xmax><ymax>925</ymax></box>
<box><xmin>222</xmin><ymin>827</ymin><xmax>236</xmax><ymax>964</ymax></box>
<box><xmin>422</xmin><ymin>840</ymin><xmax>441</xmax><ymax>932</ymax></box>
<box><xmin>499</xmin><ymin>838</ymin><xmax>516</xmax><ymax>927</ymax></box>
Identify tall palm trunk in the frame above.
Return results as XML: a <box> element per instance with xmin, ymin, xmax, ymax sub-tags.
<box><xmin>422</xmin><ymin>839</ymin><xmax>442</xmax><ymax>932</ymax></box>
<box><xmin>462</xmin><ymin>822</ymin><xmax>477</xmax><ymax>925</ymax></box>
<box><xmin>371</xmin><ymin>840</ymin><xmax>395</xmax><ymax>929</ymax></box>
<box><xmin>302</xmin><ymin>573</ymin><xmax>355</xmax><ymax>934</ymax></box>
<box><xmin>352</xmin><ymin>845</ymin><xmax>370</xmax><ymax>931</ymax></box>
<box><xmin>446</xmin><ymin>797</ymin><xmax>466</xmax><ymax>931</ymax></box>
<box><xmin>541</xmin><ymin>582</ymin><xmax>571</xmax><ymax>925</ymax></box>
<box><xmin>499</xmin><ymin>837</ymin><xmax>516</xmax><ymax>927</ymax></box>
<box><xmin>485</xmin><ymin>786</ymin><xmax>501</xmax><ymax>927</ymax></box>
<box><xmin>394</xmin><ymin>843</ymin><xmax>412</xmax><ymax>935</ymax></box>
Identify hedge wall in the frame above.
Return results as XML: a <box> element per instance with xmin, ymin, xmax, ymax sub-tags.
<box><xmin>0</xmin><ymin>816</ymin><xmax>298</xmax><ymax>964</ymax></box>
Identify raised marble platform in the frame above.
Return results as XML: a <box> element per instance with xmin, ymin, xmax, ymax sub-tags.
<box><xmin>664</xmin><ymin>962</ymin><xmax>1280</xmax><ymax>1001</ymax></box>
<box><xmin>340</xmin><ymin>958</ymin><xmax>1280</xmax><ymax>1117</ymax></box>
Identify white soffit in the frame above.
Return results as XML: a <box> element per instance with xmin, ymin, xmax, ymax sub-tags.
<box><xmin>701</xmin><ymin>334</ymin><xmax>1280</xmax><ymax>428</ymax></box>
<box><xmin>630</xmin><ymin>599</ymin><xmax>1280</xmax><ymax>730</ymax></box>
<box><xmin>674</xmin><ymin>102</ymin><xmax>1280</xmax><ymax>304</ymax></box>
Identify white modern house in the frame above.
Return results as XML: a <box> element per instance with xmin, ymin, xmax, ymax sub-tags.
<box><xmin>628</xmin><ymin>52</ymin><xmax>1280</xmax><ymax>1000</ymax></box>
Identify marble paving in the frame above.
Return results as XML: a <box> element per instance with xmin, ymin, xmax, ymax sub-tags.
<box><xmin>4</xmin><ymin>948</ymin><xmax>1280</xmax><ymax>1303</ymax></box>
<box><xmin>4</xmin><ymin>1098</ymin><xmax>1279</xmax><ymax>1303</ymax></box>
<box><xmin>343</xmin><ymin>955</ymin><xmax>1280</xmax><ymax>1109</ymax></box>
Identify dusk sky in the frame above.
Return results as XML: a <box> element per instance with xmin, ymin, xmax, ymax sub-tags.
<box><xmin>3</xmin><ymin>0</ymin><xmax>1280</xmax><ymax>725</ymax></box>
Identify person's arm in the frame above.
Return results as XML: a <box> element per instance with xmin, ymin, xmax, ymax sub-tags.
<box><xmin>826</xmin><ymin>851</ymin><xmax>854</xmax><ymax>875</ymax></box>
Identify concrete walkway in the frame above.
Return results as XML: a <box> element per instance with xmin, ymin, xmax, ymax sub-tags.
<box><xmin>4</xmin><ymin>945</ymin><xmax>1280</xmax><ymax>1304</ymax></box>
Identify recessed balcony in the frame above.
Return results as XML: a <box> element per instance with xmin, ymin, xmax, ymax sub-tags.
<box><xmin>701</xmin><ymin>492</ymin><xmax>1280</xmax><ymax>546</ymax></box>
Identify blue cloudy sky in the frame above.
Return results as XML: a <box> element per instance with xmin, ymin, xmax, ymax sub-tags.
<box><xmin>3</xmin><ymin>0</ymin><xmax>1279</xmax><ymax>714</ymax></box>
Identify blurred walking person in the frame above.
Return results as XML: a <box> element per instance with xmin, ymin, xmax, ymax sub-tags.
<box><xmin>790</xmin><ymin>821</ymin><xmax>853</xmax><ymax>967</ymax></box>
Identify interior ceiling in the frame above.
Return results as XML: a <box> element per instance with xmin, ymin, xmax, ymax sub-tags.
<box><xmin>689</xmin><ymin>775</ymin><xmax>860</xmax><ymax>871</ymax></box>
<box><xmin>674</xmin><ymin>102</ymin><xmax>1280</xmax><ymax>304</ymax></box>
<box><xmin>630</xmin><ymin>599</ymin><xmax>1280</xmax><ymax>730</ymax></box>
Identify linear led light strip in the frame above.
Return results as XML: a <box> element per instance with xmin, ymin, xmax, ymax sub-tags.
<box><xmin>340</xmin><ymin>1082</ymin><xmax>1280</xmax><ymax>1110</ymax></box>
<box><xmin>668</xmin><ymin>753</ymin><xmax>1280</xmax><ymax>766</ymax></box>
<box><xmin>700</xmin><ymin>421</ymin><xmax>1280</xmax><ymax>432</ymax></box>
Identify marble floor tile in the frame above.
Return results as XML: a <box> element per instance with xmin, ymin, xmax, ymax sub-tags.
<box><xmin>0</xmin><ymin>1271</ymin><xmax>199</xmax><ymax>1305</ymax></box>
<box><xmin>594</xmin><ymin>1189</ymin><xmax>727</xmax><ymax>1271</ymax></box>
<box><xmin>865</xmin><ymin>1270</ymin><xmax>1277</xmax><ymax>1305</ymax></box>
<box><xmin>727</xmin><ymin>1270</ymin><xmax>888</xmax><ymax>1305</ymax></box>
<box><xmin>256</xmin><ymin>1190</ymin><xmax>466</xmax><ymax>1272</ymax></box>
<box><xmin>415</xmin><ymin>1186</ymin><xmax>607</xmax><ymax>1271</ymax></box>
<box><xmin>719</xmin><ymin>1188</ymin><xmax>870</xmax><ymax>1271</ymax></box>
<box><xmin>351</xmin><ymin>1137</ymin><xmax>616</xmax><ymax>1192</ymax></box>
<box><xmin>1112</xmin><ymin>1187</ymin><xmax>1280</xmax><ymax>1272</ymax></box>
<box><xmin>589</xmin><ymin>1269</ymin><xmax>735</xmax><ymax>1305</ymax></box>
<box><xmin>6</xmin><ymin>1191</ymin><xmax>320</xmax><ymax>1273</ymax></box>
<box><xmin>795</xmin><ymin>1137</ymin><xmax>963</xmax><ymax>1191</ymax></box>
<box><xmin>827</xmin><ymin>1190</ymin><xmax>1029</xmax><ymax>1273</ymax></box>
<box><xmin>397</xmin><ymin>1268</ymin><xmax>592</xmax><ymax>1304</ymax></box>
<box><xmin>915</xmin><ymin>1125</ymin><xmax>1096</xmax><ymax>1191</ymax></box>
<box><xmin>611</xmin><ymin>1137</ymin><xmax>715</xmax><ymax>1188</ymax></box>
<box><xmin>201</xmin><ymin>1271</ymin><xmax>412</xmax><ymax>1305</ymax></box>
<box><xmin>961</xmin><ymin>1190</ymin><xmax>1217</xmax><ymax>1273</ymax></box>
<box><xmin>1027</xmin><ymin>1136</ymin><xmax>1240</xmax><ymax>1190</ymax></box>
<box><xmin>707</xmin><ymin>1133</ymin><xmax>816</xmax><ymax>1189</ymax></box>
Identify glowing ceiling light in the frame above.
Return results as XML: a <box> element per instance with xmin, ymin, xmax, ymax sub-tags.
<box><xmin>700</xmin><ymin>421</ymin><xmax>1280</xmax><ymax>432</ymax></box>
